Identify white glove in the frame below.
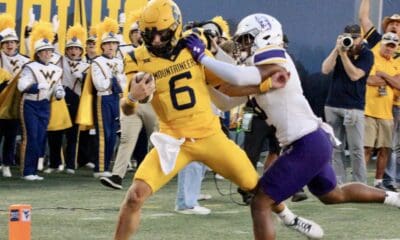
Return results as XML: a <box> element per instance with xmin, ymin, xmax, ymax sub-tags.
<box><xmin>116</xmin><ymin>73</ymin><xmax>126</xmax><ymax>86</ymax></box>
<box><xmin>119</xmin><ymin>12</ymin><xmax>126</xmax><ymax>26</ymax></box>
<box><xmin>28</xmin><ymin>8</ymin><xmax>36</xmax><ymax>28</ymax></box>
<box><xmin>38</xmin><ymin>82</ymin><xmax>50</xmax><ymax>90</ymax></box>
<box><xmin>54</xmin><ymin>86</ymin><xmax>65</xmax><ymax>100</ymax></box>
<box><xmin>72</xmin><ymin>71</ymin><xmax>83</xmax><ymax>81</ymax></box>
<box><xmin>52</xmin><ymin>15</ymin><xmax>60</xmax><ymax>33</ymax></box>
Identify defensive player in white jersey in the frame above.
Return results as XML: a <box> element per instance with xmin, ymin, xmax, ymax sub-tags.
<box><xmin>113</xmin><ymin>1</ymin><xmax>324</xmax><ymax>239</ymax></box>
<box><xmin>185</xmin><ymin>13</ymin><xmax>400</xmax><ymax>240</ymax></box>
<box><xmin>0</xmin><ymin>13</ymin><xmax>29</xmax><ymax>177</ymax></box>
<box><xmin>17</xmin><ymin>21</ymin><xmax>65</xmax><ymax>181</ymax></box>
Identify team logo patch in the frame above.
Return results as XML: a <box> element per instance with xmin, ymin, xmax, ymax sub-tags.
<box><xmin>22</xmin><ymin>209</ymin><xmax>31</xmax><ymax>222</ymax></box>
<box><xmin>10</xmin><ymin>209</ymin><xmax>19</xmax><ymax>222</ymax></box>
<box><xmin>255</xmin><ymin>15</ymin><xmax>272</xmax><ymax>31</ymax></box>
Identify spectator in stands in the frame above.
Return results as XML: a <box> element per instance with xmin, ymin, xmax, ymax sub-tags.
<box><xmin>18</xmin><ymin>21</ymin><xmax>64</xmax><ymax>180</ymax></box>
<box><xmin>363</xmin><ymin>32</ymin><xmax>400</xmax><ymax>190</ymax></box>
<box><xmin>359</xmin><ymin>0</ymin><xmax>400</xmax><ymax>191</ymax></box>
<box><xmin>0</xmin><ymin>13</ymin><xmax>30</xmax><ymax>177</ymax></box>
<box><xmin>321</xmin><ymin>24</ymin><xmax>373</xmax><ymax>184</ymax></box>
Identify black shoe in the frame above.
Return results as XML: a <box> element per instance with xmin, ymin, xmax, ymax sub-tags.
<box><xmin>374</xmin><ymin>182</ymin><xmax>390</xmax><ymax>191</ymax></box>
<box><xmin>100</xmin><ymin>175</ymin><xmax>123</xmax><ymax>190</ymax></box>
<box><xmin>237</xmin><ymin>188</ymin><xmax>253</xmax><ymax>205</ymax></box>
<box><xmin>383</xmin><ymin>184</ymin><xmax>398</xmax><ymax>192</ymax></box>
<box><xmin>291</xmin><ymin>189</ymin><xmax>308</xmax><ymax>202</ymax></box>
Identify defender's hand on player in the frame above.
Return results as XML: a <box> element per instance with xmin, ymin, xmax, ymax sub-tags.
<box><xmin>184</xmin><ymin>34</ymin><xmax>206</xmax><ymax>62</ymax></box>
<box><xmin>271</xmin><ymin>71</ymin><xmax>290</xmax><ymax>89</ymax></box>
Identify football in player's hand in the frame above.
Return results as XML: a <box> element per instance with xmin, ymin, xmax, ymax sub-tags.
<box><xmin>130</xmin><ymin>72</ymin><xmax>156</xmax><ymax>103</ymax></box>
<box><xmin>135</xmin><ymin>72</ymin><xmax>154</xmax><ymax>84</ymax></box>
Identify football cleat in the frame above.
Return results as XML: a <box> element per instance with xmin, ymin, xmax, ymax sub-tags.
<box><xmin>100</xmin><ymin>175</ymin><xmax>123</xmax><ymax>190</ymax></box>
<box><xmin>285</xmin><ymin>216</ymin><xmax>324</xmax><ymax>239</ymax></box>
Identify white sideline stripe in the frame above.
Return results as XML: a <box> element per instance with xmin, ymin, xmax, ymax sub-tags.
<box><xmin>81</xmin><ymin>217</ymin><xmax>105</xmax><ymax>220</ymax></box>
<box><xmin>143</xmin><ymin>213</ymin><xmax>175</xmax><ymax>219</ymax></box>
<box><xmin>336</xmin><ymin>207</ymin><xmax>359</xmax><ymax>210</ymax></box>
<box><xmin>215</xmin><ymin>210</ymin><xmax>240</xmax><ymax>214</ymax></box>
<box><xmin>233</xmin><ymin>230</ymin><xmax>250</xmax><ymax>234</ymax></box>
<box><xmin>374</xmin><ymin>239</ymin><xmax>400</xmax><ymax>240</ymax></box>
<box><xmin>141</xmin><ymin>210</ymin><xmax>240</xmax><ymax>219</ymax></box>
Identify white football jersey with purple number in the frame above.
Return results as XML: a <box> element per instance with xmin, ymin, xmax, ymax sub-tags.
<box><xmin>252</xmin><ymin>46</ymin><xmax>319</xmax><ymax>146</ymax></box>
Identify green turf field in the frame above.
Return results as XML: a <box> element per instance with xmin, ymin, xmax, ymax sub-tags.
<box><xmin>1</xmin><ymin>164</ymin><xmax>399</xmax><ymax>240</ymax></box>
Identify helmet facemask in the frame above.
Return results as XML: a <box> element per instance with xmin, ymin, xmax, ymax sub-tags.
<box><xmin>139</xmin><ymin>0</ymin><xmax>182</xmax><ymax>57</ymax></box>
<box><xmin>142</xmin><ymin>28</ymin><xmax>176</xmax><ymax>56</ymax></box>
<box><xmin>234</xmin><ymin>14</ymin><xmax>284</xmax><ymax>64</ymax></box>
<box><xmin>234</xmin><ymin>32</ymin><xmax>256</xmax><ymax>64</ymax></box>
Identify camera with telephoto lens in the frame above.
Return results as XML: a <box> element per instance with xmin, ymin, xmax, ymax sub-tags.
<box><xmin>340</xmin><ymin>34</ymin><xmax>354</xmax><ymax>51</ymax></box>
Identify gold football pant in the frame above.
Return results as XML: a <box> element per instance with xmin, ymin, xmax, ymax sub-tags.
<box><xmin>134</xmin><ymin>130</ymin><xmax>258</xmax><ymax>193</ymax></box>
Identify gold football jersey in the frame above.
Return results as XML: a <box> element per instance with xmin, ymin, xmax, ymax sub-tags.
<box><xmin>125</xmin><ymin>43</ymin><xmax>221</xmax><ymax>138</ymax></box>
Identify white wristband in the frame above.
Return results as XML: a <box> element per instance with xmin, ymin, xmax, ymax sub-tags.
<box><xmin>127</xmin><ymin>93</ymin><xmax>138</xmax><ymax>103</ymax></box>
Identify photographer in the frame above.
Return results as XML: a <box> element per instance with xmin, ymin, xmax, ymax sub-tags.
<box><xmin>321</xmin><ymin>24</ymin><xmax>374</xmax><ymax>185</ymax></box>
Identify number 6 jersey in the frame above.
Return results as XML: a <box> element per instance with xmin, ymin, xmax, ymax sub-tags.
<box><xmin>125</xmin><ymin>41</ymin><xmax>220</xmax><ymax>139</ymax></box>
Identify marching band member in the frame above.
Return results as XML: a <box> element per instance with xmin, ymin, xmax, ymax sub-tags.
<box><xmin>75</xmin><ymin>25</ymin><xmax>99</xmax><ymax>170</ymax></box>
<box><xmin>84</xmin><ymin>25</ymin><xmax>99</xmax><ymax>64</ymax></box>
<box><xmin>92</xmin><ymin>17</ymin><xmax>126</xmax><ymax>177</ymax></box>
<box><xmin>17</xmin><ymin>21</ymin><xmax>64</xmax><ymax>181</ymax></box>
<box><xmin>100</xmin><ymin>11</ymin><xmax>158</xmax><ymax>190</ymax></box>
<box><xmin>0</xmin><ymin>13</ymin><xmax>29</xmax><ymax>177</ymax></box>
<box><xmin>45</xmin><ymin>24</ymin><xmax>89</xmax><ymax>174</ymax></box>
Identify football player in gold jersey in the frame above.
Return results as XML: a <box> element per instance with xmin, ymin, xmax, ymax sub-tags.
<box><xmin>114</xmin><ymin>0</ymin><xmax>322</xmax><ymax>239</ymax></box>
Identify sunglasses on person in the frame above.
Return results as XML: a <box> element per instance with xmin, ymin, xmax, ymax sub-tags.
<box><xmin>142</xmin><ymin>28</ymin><xmax>174</xmax><ymax>44</ymax></box>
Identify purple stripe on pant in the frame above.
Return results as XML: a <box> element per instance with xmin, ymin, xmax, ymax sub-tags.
<box><xmin>260</xmin><ymin>128</ymin><xmax>337</xmax><ymax>204</ymax></box>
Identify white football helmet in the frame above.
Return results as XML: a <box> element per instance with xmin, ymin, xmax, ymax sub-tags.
<box><xmin>234</xmin><ymin>13</ymin><xmax>283</xmax><ymax>60</ymax></box>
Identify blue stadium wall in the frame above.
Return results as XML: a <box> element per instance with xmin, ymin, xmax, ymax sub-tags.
<box><xmin>5</xmin><ymin>0</ymin><xmax>399</xmax><ymax>75</ymax></box>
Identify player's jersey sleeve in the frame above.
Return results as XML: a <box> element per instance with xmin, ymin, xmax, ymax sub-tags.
<box><xmin>203</xmin><ymin>51</ymin><xmax>228</xmax><ymax>87</ymax></box>
<box><xmin>253</xmin><ymin>45</ymin><xmax>287</xmax><ymax>66</ymax></box>
<box><xmin>123</xmin><ymin>50</ymin><xmax>140</xmax><ymax>97</ymax></box>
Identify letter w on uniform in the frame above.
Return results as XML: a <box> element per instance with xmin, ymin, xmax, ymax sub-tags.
<box><xmin>68</xmin><ymin>61</ymin><xmax>80</xmax><ymax>69</ymax></box>
<box><xmin>40</xmin><ymin>70</ymin><xmax>56</xmax><ymax>81</ymax></box>
<box><xmin>10</xmin><ymin>59</ymin><xmax>20</xmax><ymax>73</ymax></box>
